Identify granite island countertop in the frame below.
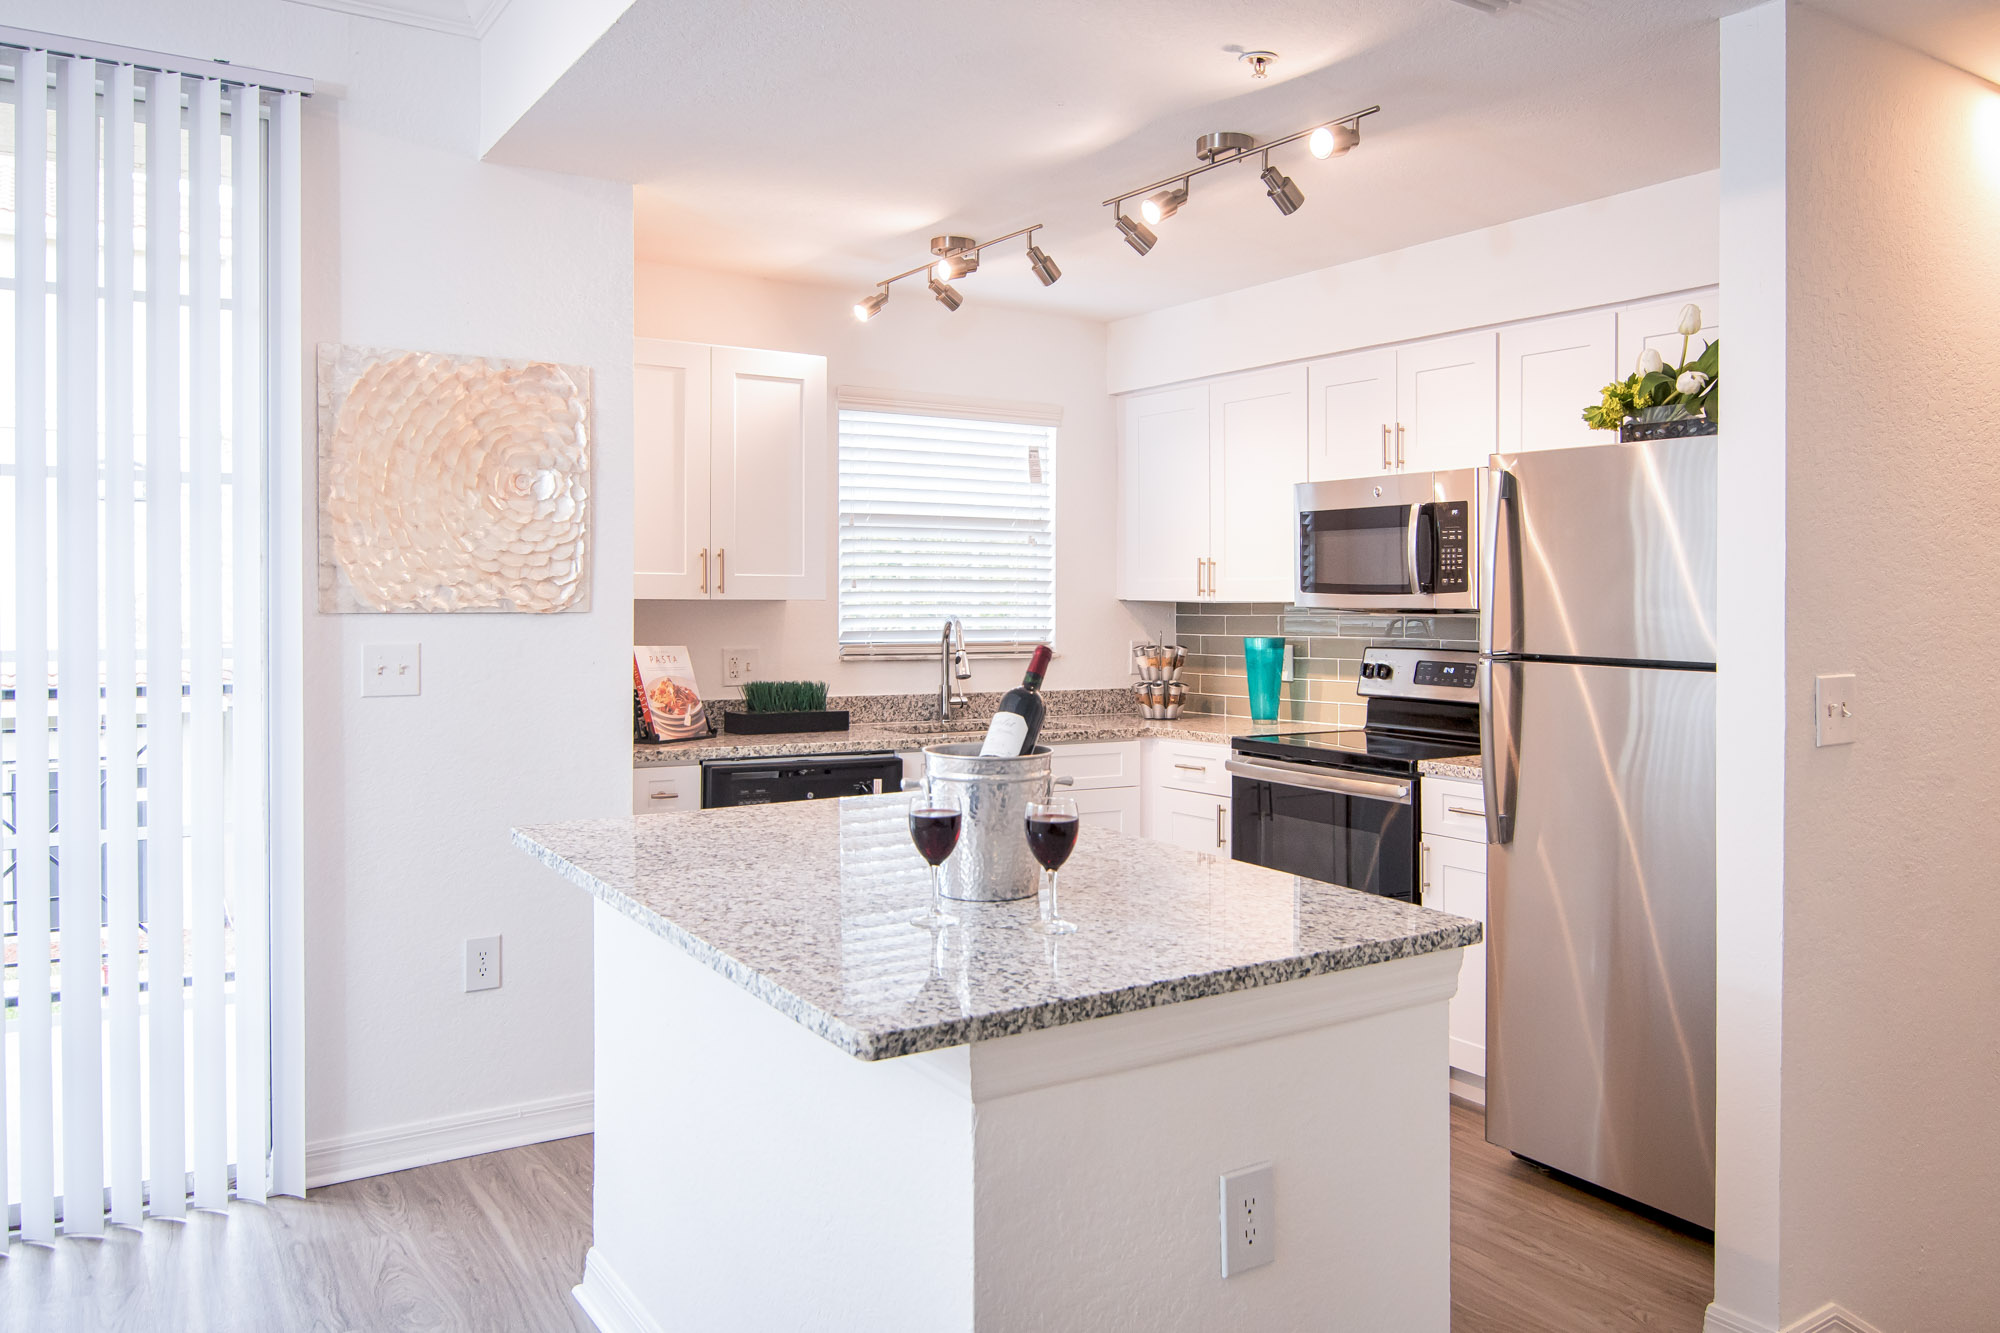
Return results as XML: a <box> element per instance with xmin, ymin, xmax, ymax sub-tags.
<box><xmin>633</xmin><ymin>712</ymin><xmax>1338</xmax><ymax>766</ymax></box>
<box><xmin>513</xmin><ymin>795</ymin><xmax>1481</xmax><ymax>1061</ymax></box>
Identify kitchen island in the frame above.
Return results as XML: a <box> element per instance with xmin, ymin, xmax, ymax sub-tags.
<box><xmin>514</xmin><ymin>795</ymin><xmax>1480</xmax><ymax>1333</ymax></box>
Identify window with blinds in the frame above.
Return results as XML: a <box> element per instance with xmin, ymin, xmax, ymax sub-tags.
<box><xmin>837</xmin><ymin>406</ymin><xmax>1056</xmax><ymax>657</ymax></box>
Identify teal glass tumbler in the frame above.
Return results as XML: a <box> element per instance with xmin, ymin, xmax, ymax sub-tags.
<box><xmin>1243</xmin><ymin>636</ymin><xmax>1286</xmax><ymax>721</ymax></box>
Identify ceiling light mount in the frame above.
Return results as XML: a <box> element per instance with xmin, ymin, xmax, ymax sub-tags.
<box><xmin>1238</xmin><ymin>51</ymin><xmax>1278</xmax><ymax>79</ymax></box>
<box><xmin>1194</xmin><ymin>131</ymin><xmax>1255</xmax><ymax>163</ymax></box>
<box><xmin>855</xmin><ymin>224</ymin><xmax>1058</xmax><ymax>321</ymax></box>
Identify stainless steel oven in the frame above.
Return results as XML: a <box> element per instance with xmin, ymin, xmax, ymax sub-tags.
<box><xmin>1225</xmin><ymin>756</ymin><xmax>1417</xmax><ymax>900</ymax></box>
<box><xmin>1294</xmin><ymin>469</ymin><xmax>1481</xmax><ymax>611</ymax></box>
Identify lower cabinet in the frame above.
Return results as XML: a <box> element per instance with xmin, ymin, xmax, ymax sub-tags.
<box><xmin>1419</xmin><ymin>777</ymin><xmax>1489</xmax><ymax>1080</ymax></box>
<box><xmin>1150</xmin><ymin>785</ymin><xmax>1232</xmax><ymax>855</ymax></box>
<box><xmin>1072</xmin><ymin>785</ymin><xmax>1143</xmax><ymax>835</ymax></box>
<box><xmin>633</xmin><ymin>762</ymin><xmax>701</xmax><ymax>815</ymax></box>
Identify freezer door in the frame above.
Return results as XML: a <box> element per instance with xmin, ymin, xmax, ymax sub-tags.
<box><xmin>1484</xmin><ymin>435</ymin><xmax>1716</xmax><ymax>664</ymax></box>
<box><xmin>1483</xmin><ymin>658</ymin><xmax>1716</xmax><ymax>1227</ymax></box>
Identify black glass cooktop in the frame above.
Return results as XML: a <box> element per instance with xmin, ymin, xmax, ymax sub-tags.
<box><xmin>1230</xmin><ymin>728</ymin><xmax>1478</xmax><ymax>778</ymax></box>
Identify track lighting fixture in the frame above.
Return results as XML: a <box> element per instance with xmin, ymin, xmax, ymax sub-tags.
<box><xmin>1101</xmin><ymin>104</ymin><xmax>1378</xmax><ymax>242</ymax></box>
<box><xmin>1026</xmin><ymin>243</ymin><xmax>1061</xmax><ymax>286</ymax></box>
<box><xmin>853</xmin><ymin>224</ymin><xmax>1057</xmax><ymax>321</ymax></box>
<box><xmin>1261</xmin><ymin>163</ymin><xmax>1304</xmax><ymax>215</ymax></box>
<box><xmin>1140</xmin><ymin>186</ymin><xmax>1187</xmax><ymax>226</ymax></box>
<box><xmin>1115</xmin><ymin>213</ymin><xmax>1157</xmax><ymax>256</ymax></box>
<box><xmin>853</xmin><ymin>289</ymin><xmax>889</xmax><ymax>322</ymax></box>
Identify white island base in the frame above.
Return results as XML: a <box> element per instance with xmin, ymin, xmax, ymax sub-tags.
<box><xmin>576</xmin><ymin>900</ymin><xmax>1460</xmax><ymax>1333</ymax></box>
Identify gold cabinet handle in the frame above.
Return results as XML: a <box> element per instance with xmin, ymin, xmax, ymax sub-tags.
<box><xmin>1195</xmin><ymin>557</ymin><xmax>1204</xmax><ymax>598</ymax></box>
<box><xmin>1446</xmin><ymin>803</ymin><xmax>1485</xmax><ymax>817</ymax></box>
<box><xmin>1216</xmin><ymin>803</ymin><xmax>1226</xmax><ymax>848</ymax></box>
<box><xmin>718</xmin><ymin>548</ymin><xmax>725</xmax><ymax>594</ymax></box>
<box><xmin>649</xmin><ymin>791</ymin><xmax>680</xmax><ymax>801</ymax></box>
<box><xmin>1395</xmin><ymin>423</ymin><xmax>1406</xmax><ymax>470</ymax></box>
<box><xmin>1173</xmin><ymin>763</ymin><xmax>1207</xmax><ymax>773</ymax></box>
<box><xmin>699</xmin><ymin>547</ymin><xmax>708</xmax><ymax>595</ymax></box>
<box><xmin>1206</xmin><ymin>558</ymin><xmax>1217</xmax><ymax>597</ymax></box>
<box><xmin>1382</xmin><ymin>423</ymin><xmax>1392</xmax><ymax>470</ymax></box>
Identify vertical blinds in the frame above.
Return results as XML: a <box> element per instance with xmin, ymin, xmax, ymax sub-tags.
<box><xmin>0</xmin><ymin>41</ymin><xmax>303</xmax><ymax>1237</ymax></box>
<box><xmin>836</xmin><ymin>407</ymin><xmax>1057</xmax><ymax>655</ymax></box>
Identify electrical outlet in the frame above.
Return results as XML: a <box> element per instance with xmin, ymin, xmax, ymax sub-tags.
<box><xmin>464</xmin><ymin>936</ymin><xmax>501</xmax><ymax>992</ymax></box>
<box><xmin>721</xmin><ymin>647</ymin><xmax>760</xmax><ymax>687</ymax></box>
<box><xmin>362</xmin><ymin>643</ymin><xmax>421</xmax><ymax>697</ymax></box>
<box><xmin>1221</xmin><ymin>1163</ymin><xmax>1275</xmax><ymax>1277</ymax></box>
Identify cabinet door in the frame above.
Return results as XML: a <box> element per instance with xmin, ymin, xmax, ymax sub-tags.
<box><xmin>709</xmin><ymin>346</ymin><xmax>829</xmax><ymax>600</ymax></box>
<box><xmin>1498</xmin><ymin>311</ymin><xmax>1617</xmax><ymax>455</ymax></box>
<box><xmin>633</xmin><ymin>339</ymin><xmax>713</xmax><ymax>600</ymax></box>
<box><xmin>1209</xmin><ymin>365</ymin><xmax>1306</xmax><ymax>602</ymax></box>
<box><xmin>1073</xmin><ymin>786</ymin><xmax>1142</xmax><ymax>836</ymax></box>
<box><xmin>1616</xmin><ymin>289</ymin><xmax>1719</xmax><ymax>379</ymax></box>
<box><xmin>1150</xmin><ymin>785</ymin><xmax>1232</xmax><ymax>855</ymax></box>
<box><xmin>1142</xmin><ymin>738</ymin><xmax>1231</xmax><ymax>797</ymax></box>
<box><xmin>1395</xmin><ymin>331</ymin><xmax>1498</xmax><ymax>474</ymax></box>
<box><xmin>1423</xmin><ymin>834</ymin><xmax>1488</xmax><ymax>1077</ymax></box>
<box><xmin>1118</xmin><ymin>384</ymin><xmax>1211</xmax><ymax>601</ymax></box>
<box><xmin>633</xmin><ymin>763</ymin><xmax>701</xmax><ymax>816</ymax></box>
<box><xmin>1049</xmin><ymin>741</ymin><xmax>1141</xmax><ymax>791</ymax></box>
<box><xmin>1307</xmin><ymin>348</ymin><xmax>1398</xmax><ymax>482</ymax></box>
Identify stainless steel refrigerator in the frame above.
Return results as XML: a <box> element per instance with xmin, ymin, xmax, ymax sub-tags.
<box><xmin>1479</xmin><ymin>435</ymin><xmax>1717</xmax><ymax>1228</ymax></box>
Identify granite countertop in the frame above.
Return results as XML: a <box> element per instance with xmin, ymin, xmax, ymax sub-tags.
<box><xmin>513</xmin><ymin>795</ymin><xmax>1481</xmax><ymax>1061</ymax></box>
<box><xmin>634</xmin><ymin>713</ymin><xmax>1337</xmax><ymax>766</ymax></box>
<box><xmin>1417</xmin><ymin>756</ymin><xmax>1483</xmax><ymax>782</ymax></box>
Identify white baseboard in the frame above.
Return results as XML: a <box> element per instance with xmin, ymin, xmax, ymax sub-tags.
<box><xmin>305</xmin><ymin>1091</ymin><xmax>593</xmax><ymax>1188</ymax></box>
<box><xmin>573</xmin><ymin>1247</ymin><xmax>665</xmax><ymax>1333</ymax></box>
<box><xmin>1707</xmin><ymin>1301</ymin><xmax>1884</xmax><ymax>1333</ymax></box>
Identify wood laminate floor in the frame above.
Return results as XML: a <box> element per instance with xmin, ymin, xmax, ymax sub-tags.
<box><xmin>3</xmin><ymin>1105</ymin><xmax>1711</xmax><ymax>1331</ymax></box>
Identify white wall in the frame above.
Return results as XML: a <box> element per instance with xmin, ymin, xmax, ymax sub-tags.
<box><xmin>1718</xmin><ymin>6</ymin><xmax>2000</xmax><ymax>1330</ymax></box>
<box><xmin>13</xmin><ymin>1</ymin><xmax>635</xmax><ymax>1172</ymax></box>
<box><xmin>634</xmin><ymin>261</ymin><xmax>1164</xmax><ymax>700</ymax></box>
<box><xmin>1106</xmin><ymin>172</ymin><xmax>1720</xmax><ymax>394</ymax></box>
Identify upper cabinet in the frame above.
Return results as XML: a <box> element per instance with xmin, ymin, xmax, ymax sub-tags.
<box><xmin>1118</xmin><ymin>367</ymin><xmax>1304</xmax><ymax>602</ymax></box>
<box><xmin>1498</xmin><ymin>310</ymin><xmax>1618</xmax><ymax>455</ymax></box>
<box><xmin>1616</xmin><ymin>289</ymin><xmax>1719</xmax><ymax>378</ymax></box>
<box><xmin>634</xmin><ymin>338</ymin><xmax>828</xmax><ymax>601</ymax></box>
<box><xmin>1306</xmin><ymin>333</ymin><xmax>1496</xmax><ymax>480</ymax></box>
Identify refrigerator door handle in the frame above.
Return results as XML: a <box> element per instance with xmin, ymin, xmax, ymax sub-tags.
<box><xmin>1479</xmin><ymin>658</ymin><xmax>1518</xmax><ymax>845</ymax></box>
<box><xmin>1480</xmin><ymin>467</ymin><xmax>1520</xmax><ymax>657</ymax></box>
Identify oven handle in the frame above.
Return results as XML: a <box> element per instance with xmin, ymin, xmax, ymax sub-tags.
<box><xmin>1224</xmin><ymin>757</ymin><xmax>1411</xmax><ymax>805</ymax></box>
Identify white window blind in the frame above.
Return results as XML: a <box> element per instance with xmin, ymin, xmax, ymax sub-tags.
<box><xmin>0</xmin><ymin>35</ymin><xmax>306</xmax><ymax>1238</ymax></box>
<box><xmin>837</xmin><ymin>406</ymin><xmax>1056</xmax><ymax>657</ymax></box>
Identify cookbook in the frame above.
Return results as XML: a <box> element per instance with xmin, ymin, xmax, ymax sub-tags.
<box><xmin>634</xmin><ymin>645</ymin><xmax>709</xmax><ymax>741</ymax></box>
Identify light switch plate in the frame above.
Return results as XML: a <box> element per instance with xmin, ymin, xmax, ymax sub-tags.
<box><xmin>362</xmin><ymin>643</ymin><xmax>421</xmax><ymax>697</ymax></box>
<box><xmin>1815</xmin><ymin>673</ymin><xmax>1856</xmax><ymax>747</ymax></box>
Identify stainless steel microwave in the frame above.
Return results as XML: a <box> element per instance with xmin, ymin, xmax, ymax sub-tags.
<box><xmin>1293</xmin><ymin>469</ymin><xmax>1482</xmax><ymax>611</ymax></box>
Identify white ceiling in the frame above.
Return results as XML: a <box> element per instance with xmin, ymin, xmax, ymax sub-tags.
<box><xmin>285</xmin><ymin>0</ymin><xmax>511</xmax><ymax>39</ymax></box>
<box><xmin>486</xmin><ymin>0</ymin><xmax>1733</xmax><ymax>321</ymax></box>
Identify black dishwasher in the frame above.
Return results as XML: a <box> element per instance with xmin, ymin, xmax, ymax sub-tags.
<box><xmin>700</xmin><ymin>753</ymin><xmax>905</xmax><ymax>808</ymax></box>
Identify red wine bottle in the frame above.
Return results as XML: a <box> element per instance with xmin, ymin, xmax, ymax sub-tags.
<box><xmin>979</xmin><ymin>645</ymin><xmax>1053</xmax><ymax>757</ymax></box>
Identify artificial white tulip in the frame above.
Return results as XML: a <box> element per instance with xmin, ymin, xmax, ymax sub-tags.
<box><xmin>1677</xmin><ymin>304</ymin><xmax>1704</xmax><ymax>337</ymax></box>
<box><xmin>1638</xmin><ymin>348</ymin><xmax>1664</xmax><ymax>375</ymax></box>
<box><xmin>1676</xmin><ymin>370</ymin><xmax>1710</xmax><ymax>394</ymax></box>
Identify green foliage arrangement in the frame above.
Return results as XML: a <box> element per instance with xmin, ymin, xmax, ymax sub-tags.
<box><xmin>739</xmin><ymin>679</ymin><xmax>830</xmax><ymax>713</ymax></box>
<box><xmin>1582</xmin><ymin>304</ymin><xmax>1720</xmax><ymax>431</ymax></box>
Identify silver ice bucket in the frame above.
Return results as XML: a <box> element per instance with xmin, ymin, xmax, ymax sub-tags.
<box><xmin>915</xmin><ymin>743</ymin><xmax>1067</xmax><ymax>902</ymax></box>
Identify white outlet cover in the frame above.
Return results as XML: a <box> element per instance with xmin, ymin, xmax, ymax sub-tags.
<box><xmin>465</xmin><ymin>936</ymin><xmax>501</xmax><ymax>992</ymax></box>
<box><xmin>1221</xmin><ymin>1162</ymin><xmax>1275</xmax><ymax>1277</ymax></box>
<box><xmin>1815</xmin><ymin>673</ymin><xmax>1857</xmax><ymax>747</ymax></box>
<box><xmin>362</xmin><ymin>643</ymin><xmax>421</xmax><ymax>697</ymax></box>
<box><xmin>721</xmin><ymin>646</ymin><xmax>759</xmax><ymax>685</ymax></box>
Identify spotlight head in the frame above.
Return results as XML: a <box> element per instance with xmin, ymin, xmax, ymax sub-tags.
<box><xmin>1261</xmin><ymin>164</ymin><xmax>1304</xmax><ymax>216</ymax></box>
<box><xmin>1115</xmin><ymin>213</ymin><xmax>1157</xmax><ymax>256</ymax></box>
<box><xmin>1026</xmin><ymin>243</ymin><xmax>1061</xmax><ymax>286</ymax></box>
<box><xmin>929</xmin><ymin>234</ymin><xmax>978</xmax><ymax>283</ymax></box>
<box><xmin>1309</xmin><ymin>122</ymin><xmax>1360</xmax><ymax>159</ymax></box>
<box><xmin>1140</xmin><ymin>186</ymin><xmax>1187</xmax><ymax>226</ymax></box>
<box><xmin>853</xmin><ymin>290</ymin><xmax>888</xmax><ymax>322</ymax></box>
<box><xmin>928</xmin><ymin>275</ymin><xmax>964</xmax><ymax>311</ymax></box>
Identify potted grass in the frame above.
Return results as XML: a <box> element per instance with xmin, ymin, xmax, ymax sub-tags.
<box><xmin>722</xmin><ymin>679</ymin><xmax>849</xmax><ymax>735</ymax></box>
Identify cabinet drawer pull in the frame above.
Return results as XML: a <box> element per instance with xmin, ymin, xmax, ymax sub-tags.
<box><xmin>1382</xmin><ymin>423</ymin><xmax>1392</xmax><ymax>470</ymax></box>
<box><xmin>1446</xmin><ymin>803</ymin><xmax>1484</xmax><ymax>817</ymax></box>
<box><xmin>718</xmin><ymin>548</ymin><xmax>725</xmax><ymax>594</ymax></box>
<box><xmin>699</xmin><ymin>547</ymin><xmax>708</xmax><ymax>594</ymax></box>
<box><xmin>1173</xmin><ymin>763</ymin><xmax>1207</xmax><ymax>773</ymax></box>
<box><xmin>1195</xmin><ymin>557</ymin><xmax>1204</xmax><ymax>597</ymax></box>
<box><xmin>1395</xmin><ymin>423</ymin><xmax>1406</xmax><ymax>469</ymax></box>
<box><xmin>649</xmin><ymin>791</ymin><xmax>680</xmax><ymax>800</ymax></box>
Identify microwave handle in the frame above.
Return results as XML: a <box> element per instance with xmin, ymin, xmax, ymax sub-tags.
<box><xmin>1414</xmin><ymin>503</ymin><xmax>1440</xmax><ymax>595</ymax></box>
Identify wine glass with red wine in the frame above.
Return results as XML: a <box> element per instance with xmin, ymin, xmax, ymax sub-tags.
<box><xmin>908</xmin><ymin>786</ymin><xmax>963</xmax><ymax>928</ymax></box>
<box><xmin>1024</xmin><ymin>796</ymin><xmax>1081</xmax><ymax>935</ymax></box>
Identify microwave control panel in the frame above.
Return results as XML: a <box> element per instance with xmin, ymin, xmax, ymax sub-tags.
<box><xmin>1433</xmin><ymin>500</ymin><xmax>1471</xmax><ymax>594</ymax></box>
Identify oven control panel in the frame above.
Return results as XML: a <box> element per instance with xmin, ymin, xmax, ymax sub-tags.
<box><xmin>1413</xmin><ymin>659</ymin><xmax>1477</xmax><ymax>688</ymax></box>
<box><xmin>1357</xmin><ymin>646</ymin><xmax>1481</xmax><ymax>701</ymax></box>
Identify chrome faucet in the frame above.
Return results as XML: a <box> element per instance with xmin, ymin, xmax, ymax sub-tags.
<box><xmin>938</xmin><ymin>618</ymin><xmax>972</xmax><ymax>721</ymax></box>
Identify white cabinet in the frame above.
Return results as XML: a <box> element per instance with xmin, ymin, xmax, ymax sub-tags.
<box><xmin>1304</xmin><ymin>333</ymin><xmax>1496</xmax><ymax>481</ymax></box>
<box><xmin>1142</xmin><ymin>738</ymin><xmax>1233</xmax><ymax>854</ymax></box>
<box><xmin>1419</xmin><ymin>775</ymin><xmax>1488</xmax><ymax>1079</ymax></box>
<box><xmin>1073</xmin><ymin>786</ymin><xmax>1142</xmax><ymax>835</ymax></box>
<box><xmin>1306</xmin><ymin>348</ymin><xmax>1397</xmax><ymax>481</ymax></box>
<box><xmin>1616</xmin><ymin>288</ymin><xmax>1719</xmax><ymax>379</ymax></box>
<box><xmin>1143</xmin><ymin>739</ymin><xmax>1231</xmax><ymax>798</ymax></box>
<box><xmin>1117</xmin><ymin>384</ymin><xmax>1211</xmax><ymax>602</ymax></box>
<box><xmin>1050</xmin><ymin>741</ymin><xmax>1142</xmax><ymax>791</ymax></box>
<box><xmin>1117</xmin><ymin>369</ymin><xmax>1304</xmax><ymax>602</ymax></box>
<box><xmin>1208</xmin><ymin>366</ymin><xmax>1308</xmax><ymax>602</ymax></box>
<box><xmin>1498</xmin><ymin>310</ymin><xmax>1618</xmax><ymax>455</ymax></box>
<box><xmin>633</xmin><ymin>763</ymin><xmax>701</xmax><ymax>816</ymax></box>
<box><xmin>633</xmin><ymin>338</ymin><xmax>828</xmax><ymax>601</ymax></box>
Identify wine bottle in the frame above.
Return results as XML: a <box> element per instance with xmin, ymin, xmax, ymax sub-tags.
<box><xmin>978</xmin><ymin>645</ymin><xmax>1053</xmax><ymax>757</ymax></box>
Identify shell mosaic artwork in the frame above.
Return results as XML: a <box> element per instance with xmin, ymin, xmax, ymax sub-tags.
<box><xmin>317</xmin><ymin>344</ymin><xmax>593</xmax><ymax>613</ymax></box>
